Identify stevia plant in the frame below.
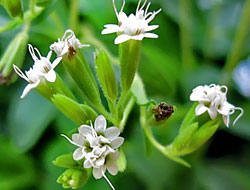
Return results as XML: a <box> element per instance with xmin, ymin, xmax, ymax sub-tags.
<box><xmin>0</xmin><ymin>0</ymin><xmax>247</xmax><ymax>189</ymax></box>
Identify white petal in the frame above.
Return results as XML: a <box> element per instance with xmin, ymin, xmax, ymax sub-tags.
<box><xmin>84</xmin><ymin>159</ymin><xmax>92</xmax><ymax>168</ymax></box>
<box><xmin>145</xmin><ymin>25</ymin><xmax>159</xmax><ymax>32</ymax></box>
<box><xmin>144</xmin><ymin>33</ymin><xmax>158</xmax><ymax>38</ymax></box>
<box><xmin>132</xmin><ymin>34</ymin><xmax>145</xmax><ymax>41</ymax></box>
<box><xmin>78</xmin><ymin>125</ymin><xmax>92</xmax><ymax>136</ymax></box>
<box><xmin>101</xmin><ymin>24</ymin><xmax>120</xmax><ymax>34</ymax></box>
<box><xmin>44</xmin><ymin>69</ymin><xmax>56</xmax><ymax>82</ymax></box>
<box><xmin>47</xmin><ymin>50</ymin><xmax>52</xmax><ymax>59</ymax></box>
<box><xmin>107</xmin><ymin>160</ymin><xmax>118</xmax><ymax>176</ymax></box>
<box><xmin>52</xmin><ymin>57</ymin><xmax>62</xmax><ymax>69</ymax></box>
<box><xmin>114</xmin><ymin>34</ymin><xmax>132</xmax><ymax>44</ymax></box>
<box><xmin>104</xmin><ymin>127</ymin><xmax>120</xmax><ymax>140</ymax></box>
<box><xmin>195</xmin><ymin>104</ymin><xmax>208</xmax><ymax>116</ymax></box>
<box><xmin>20</xmin><ymin>81</ymin><xmax>40</xmax><ymax>99</ymax></box>
<box><xmin>73</xmin><ymin>148</ymin><xmax>85</xmax><ymax>160</ymax></box>
<box><xmin>118</xmin><ymin>12</ymin><xmax>128</xmax><ymax>22</ymax></box>
<box><xmin>111</xmin><ymin>137</ymin><xmax>124</xmax><ymax>149</ymax></box>
<box><xmin>223</xmin><ymin>115</ymin><xmax>230</xmax><ymax>127</ymax></box>
<box><xmin>94</xmin><ymin>156</ymin><xmax>105</xmax><ymax>167</ymax></box>
<box><xmin>72</xmin><ymin>134</ymin><xmax>86</xmax><ymax>146</ymax></box>
<box><xmin>93</xmin><ymin>167</ymin><xmax>105</xmax><ymax>179</ymax></box>
<box><xmin>208</xmin><ymin>107</ymin><xmax>217</xmax><ymax>119</ymax></box>
<box><xmin>94</xmin><ymin>115</ymin><xmax>106</xmax><ymax>132</ymax></box>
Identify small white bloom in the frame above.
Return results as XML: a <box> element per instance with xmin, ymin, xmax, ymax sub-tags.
<box><xmin>50</xmin><ymin>29</ymin><xmax>90</xmax><ymax>57</ymax></box>
<box><xmin>102</xmin><ymin>0</ymin><xmax>161</xmax><ymax>44</ymax></box>
<box><xmin>62</xmin><ymin>115</ymin><xmax>124</xmax><ymax>190</ymax></box>
<box><xmin>190</xmin><ymin>84</ymin><xmax>243</xmax><ymax>127</ymax></box>
<box><xmin>13</xmin><ymin>44</ymin><xmax>62</xmax><ymax>98</ymax></box>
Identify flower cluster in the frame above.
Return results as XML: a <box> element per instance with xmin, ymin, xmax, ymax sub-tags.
<box><xmin>13</xmin><ymin>44</ymin><xmax>62</xmax><ymax>98</ymax></box>
<box><xmin>62</xmin><ymin>115</ymin><xmax>124</xmax><ymax>189</ymax></box>
<box><xmin>102</xmin><ymin>0</ymin><xmax>161</xmax><ymax>44</ymax></box>
<box><xmin>190</xmin><ymin>84</ymin><xmax>243</xmax><ymax>127</ymax></box>
<box><xmin>50</xmin><ymin>29</ymin><xmax>90</xmax><ymax>57</ymax></box>
<box><xmin>13</xmin><ymin>30</ymin><xmax>88</xmax><ymax>98</ymax></box>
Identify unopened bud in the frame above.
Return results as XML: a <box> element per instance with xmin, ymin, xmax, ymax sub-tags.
<box><xmin>0</xmin><ymin>31</ymin><xmax>28</xmax><ymax>85</ymax></box>
<box><xmin>2</xmin><ymin>0</ymin><xmax>23</xmax><ymax>18</ymax></box>
<box><xmin>57</xmin><ymin>168</ymin><xmax>89</xmax><ymax>189</ymax></box>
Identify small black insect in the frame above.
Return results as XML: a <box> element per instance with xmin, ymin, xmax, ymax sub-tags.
<box><xmin>152</xmin><ymin>102</ymin><xmax>174</xmax><ymax>122</ymax></box>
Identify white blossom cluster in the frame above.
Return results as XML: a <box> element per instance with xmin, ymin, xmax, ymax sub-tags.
<box><xmin>13</xmin><ymin>30</ymin><xmax>88</xmax><ymax>98</ymax></box>
<box><xmin>102</xmin><ymin>0</ymin><xmax>161</xmax><ymax>44</ymax></box>
<box><xmin>190</xmin><ymin>84</ymin><xmax>243</xmax><ymax>127</ymax></box>
<box><xmin>62</xmin><ymin>115</ymin><xmax>124</xmax><ymax>189</ymax></box>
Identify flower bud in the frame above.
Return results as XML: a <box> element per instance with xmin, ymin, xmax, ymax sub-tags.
<box><xmin>57</xmin><ymin>169</ymin><xmax>89</xmax><ymax>189</ymax></box>
<box><xmin>52</xmin><ymin>94</ymin><xmax>97</xmax><ymax>125</ymax></box>
<box><xmin>95</xmin><ymin>49</ymin><xmax>118</xmax><ymax>103</ymax></box>
<box><xmin>0</xmin><ymin>31</ymin><xmax>28</xmax><ymax>84</ymax></box>
<box><xmin>120</xmin><ymin>39</ymin><xmax>142</xmax><ymax>93</ymax></box>
<box><xmin>2</xmin><ymin>0</ymin><xmax>23</xmax><ymax>18</ymax></box>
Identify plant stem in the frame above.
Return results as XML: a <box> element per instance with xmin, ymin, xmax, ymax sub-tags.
<box><xmin>119</xmin><ymin>97</ymin><xmax>135</xmax><ymax>132</ymax></box>
<box><xmin>70</xmin><ymin>0</ymin><xmax>78</xmax><ymax>32</ymax></box>
<box><xmin>179</xmin><ymin>0</ymin><xmax>195</xmax><ymax>69</ymax></box>
<box><xmin>30</xmin><ymin>0</ymin><xmax>36</xmax><ymax>14</ymax></box>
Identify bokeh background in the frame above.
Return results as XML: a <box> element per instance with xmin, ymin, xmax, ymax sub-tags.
<box><xmin>0</xmin><ymin>0</ymin><xmax>250</xmax><ymax>189</ymax></box>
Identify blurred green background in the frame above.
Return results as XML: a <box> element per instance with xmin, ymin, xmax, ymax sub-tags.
<box><xmin>0</xmin><ymin>0</ymin><xmax>250</xmax><ymax>189</ymax></box>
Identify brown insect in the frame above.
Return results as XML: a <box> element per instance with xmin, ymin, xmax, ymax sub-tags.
<box><xmin>152</xmin><ymin>102</ymin><xmax>174</xmax><ymax>122</ymax></box>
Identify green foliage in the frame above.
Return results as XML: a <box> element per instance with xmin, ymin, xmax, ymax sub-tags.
<box><xmin>0</xmin><ymin>31</ymin><xmax>28</xmax><ymax>84</ymax></box>
<box><xmin>2</xmin><ymin>0</ymin><xmax>23</xmax><ymax>18</ymax></box>
<box><xmin>53</xmin><ymin>153</ymin><xmax>80</xmax><ymax>169</ymax></box>
<box><xmin>95</xmin><ymin>49</ymin><xmax>118</xmax><ymax>102</ymax></box>
<box><xmin>117</xmin><ymin>149</ymin><xmax>127</xmax><ymax>172</ymax></box>
<box><xmin>52</xmin><ymin>94</ymin><xmax>97</xmax><ymax>125</ymax></box>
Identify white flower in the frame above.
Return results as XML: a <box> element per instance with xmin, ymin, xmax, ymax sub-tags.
<box><xmin>190</xmin><ymin>84</ymin><xmax>243</xmax><ymax>127</ymax></box>
<box><xmin>50</xmin><ymin>29</ymin><xmax>90</xmax><ymax>57</ymax></box>
<box><xmin>13</xmin><ymin>44</ymin><xmax>62</xmax><ymax>98</ymax></box>
<box><xmin>62</xmin><ymin>115</ymin><xmax>124</xmax><ymax>190</ymax></box>
<box><xmin>101</xmin><ymin>0</ymin><xmax>161</xmax><ymax>44</ymax></box>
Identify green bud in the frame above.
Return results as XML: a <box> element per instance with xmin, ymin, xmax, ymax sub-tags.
<box><xmin>53</xmin><ymin>153</ymin><xmax>80</xmax><ymax>169</ymax></box>
<box><xmin>63</xmin><ymin>51</ymin><xmax>102</xmax><ymax>109</ymax></box>
<box><xmin>171</xmin><ymin>122</ymin><xmax>199</xmax><ymax>153</ymax></box>
<box><xmin>57</xmin><ymin>168</ymin><xmax>90</xmax><ymax>189</ymax></box>
<box><xmin>95</xmin><ymin>49</ymin><xmax>118</xmax><ymax>103</ymax></box>
<box><xmin>186</xmin><ymin>119</ymin><xmax>220</xmax><ymax>154</ymax></box>
<box><xmin>52</xmin><ymin>94</ymin><xmax>97</xmax><ymax>125</ymax></box>
<box><xmin>117</xmin><ymin>149</ymin><xmax>126</xmax><ymax>172</ymax></box>
<box><xmin>119</xmin><ymin>39</ymin><xmax>142</xmax><ymax>93</ymax></box>
<box><xmin>0</xmin><ymin>31</ymin><xmax>28</xmax><ymax>84</ymax></box>
<box><xmin>3</xmin><ymin>0</ymin><xmax>23</xmax><ymax>18</ymax></box>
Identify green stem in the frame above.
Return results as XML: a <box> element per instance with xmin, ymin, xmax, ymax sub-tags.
<box><xmin>70</xmin><ymin>0</ymin><xmax>78</xmax><ymax>32</ymax></box>
<box><xmin>223</xmin><ymin>0</ymin><xmax>250</xmax><ymax>79</ymax></box>
<box><xmin>179</xmin><ymin>0</ymin><xmax>195</xmax><ymax>69</ymax></box>
<box><xmin>30</xmin><ymin>0</ymin><xmax>36</xmax><ymax>14</ymax></box>
<box><xmin>119</xmin><ymin>96</ymin><xmax>135</xmax><ymax>132</ymax></box>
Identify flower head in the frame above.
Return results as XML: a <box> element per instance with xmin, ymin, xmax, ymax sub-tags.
<box><xmin>62</xmin><ymin>115</ymin><xmax>124</xmax><ymax>190</ymax></box>
<box><xmin>13</xmin><ymin>44</ymin><xmax>62</xmax><ymax>98</ymax></box>
<box><xmin>50</xmin><ymin>29</ymin><xmax>90</xmax><ymax>57</ymax></box>
<box><xmin>190</xmin><ymin>84</ymin><xmax>243</xmax><ymax>127</ymax></box>
<box><xmin>101</xmin><ymin>0</ymin><xmax>161</xmax><ymax>44</ymax></box>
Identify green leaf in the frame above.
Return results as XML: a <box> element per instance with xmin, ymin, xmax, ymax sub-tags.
<box><xmin>117</xmin><ymin>149</ymin><xmax>127</xmax><ymax>172</ymax></box>
<box><xmin>52</xmin><ymin>94</ymin><xmax>97</xmax><ymax>125</ymax></box>
<box><xmin>52</xmin><ymin>153</ymin><xmax>79</xmax><ymax>169</ymax></box>
<box><xmin>131</xmin><ymin>73</ymin><xmax>156</xmax><ymax>106</ymax></box>
<box><xmin>3</xmin><ymin>0</ymin><xmax>23</xmax><ymax>18</ymax></box>
<box><xmin>168</xmin><ymin>156</ymin><xmax>191</xmax><ymax>168</ymax></box>
<box><xmin>172</xmin><ymin>122</ymin><xmax>199</xmax><ymax>152</ymax></box>
<box><xmin>186</xmin><ymin>120</ymin><xmax>220</xmax><ymax>153</ymax></box>
<box><xmin>95</xmin><ymin>49</ymin><xmax>118</xmax><ymax>102</ymax></box>
<box><xmin>8</xmin><ymin>90</ymin><xmax>57</xmax><ymax>152</ymax></box>
<box><xmin>179</xmin><ymin>102</ymin><xmax>198</xmax><ymax>133</ymax></box>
